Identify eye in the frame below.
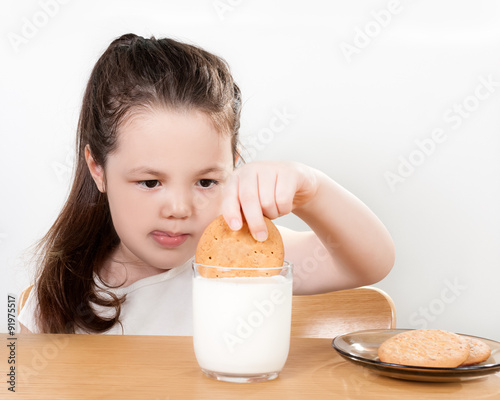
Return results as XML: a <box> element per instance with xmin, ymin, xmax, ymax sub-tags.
<box><xmin>138</xmin><ymin>180</ymin><xmax>160</xmax><ymax>189</ymax></box>
<box><xmin>198</xmin><ymin>179</ymin><xmax>218</xmax><ymax>189</ymax></box>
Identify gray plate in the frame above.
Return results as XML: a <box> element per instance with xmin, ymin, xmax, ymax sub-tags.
<box><xmin>332</xmin><ymin>329</ymin><xmax>500</xmax><ymax>382</ymax></box>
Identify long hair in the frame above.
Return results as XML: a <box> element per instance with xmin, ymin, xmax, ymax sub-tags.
<box><xmin>35</xmin><ymin>33</ymin><xmax>242</xmax><ymax>333</ymax></box>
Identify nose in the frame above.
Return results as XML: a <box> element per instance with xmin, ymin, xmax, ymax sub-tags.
<box><xmin>159</xmin><ymin>186</ymin><xmax>193</xmax><ymax>219</ymax></box>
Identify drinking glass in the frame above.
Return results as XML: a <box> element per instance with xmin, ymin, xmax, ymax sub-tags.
<box><xmin>192</xmin><ymin>262</ymin><xmax>293</xmax><ymax>383</ymax></box>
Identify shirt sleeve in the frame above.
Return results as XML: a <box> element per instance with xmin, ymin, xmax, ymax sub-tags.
<box><xmin>18</xmin><ymin>286</ymin><xmax>41</xmax><ymax>333</ymax></box>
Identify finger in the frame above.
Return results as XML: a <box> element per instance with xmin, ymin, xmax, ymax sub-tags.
<box><xmin>238</xmin><ymin>169</ymin><xmax>268</xmax><ymax>241</ymax></box>
<box><xmin>257</xmin><ymin>170</ymin><xmax>280</xmax><ymax>220</ymax></box>
<box><xmin>221</xmin><ymin>173</ymin><xmax>243</xmax><ymax>231</ymax></box>
<box><xmin>275</xmin><ymin>171</ymin><xmax>296</xmax><ymax>216</ymax></box>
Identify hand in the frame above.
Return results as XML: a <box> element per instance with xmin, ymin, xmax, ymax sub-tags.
<box><xmin>221</xmin><ymin>161</ymin><xmax>319</xmax><ymax>241</ymax></box>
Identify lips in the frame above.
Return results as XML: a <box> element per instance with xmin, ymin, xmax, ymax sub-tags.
<box><xmin>150</xmin><ymin>231</ymin><xmax>189</xmax><ymax>248</ymax></box>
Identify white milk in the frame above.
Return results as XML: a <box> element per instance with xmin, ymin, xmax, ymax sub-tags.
<box><xmin>193</xmin><ymin>274</ymin><xmax>293</xmax><ymax>375</ymax></box>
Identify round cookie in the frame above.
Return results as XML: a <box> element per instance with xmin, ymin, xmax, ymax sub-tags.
<box><xmin>377</xmin><ymin>329</ymin><xmax>470</xmax><ymax>368</ymax></box>
<box><xmin>195</xmin><ymin>215</ymin><xmax>285</xmax><ymax>278</ymax></box>
<box><xmin>460</xmin><ymin>336</ymin><xmax>491</xmax><ymax>366</ymax></box>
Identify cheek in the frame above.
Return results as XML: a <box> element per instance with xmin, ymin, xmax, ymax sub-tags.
<box><xmin>106</xmin><ymin>184</ymin><xmax>149</xmax><ymax>234</ymax></box>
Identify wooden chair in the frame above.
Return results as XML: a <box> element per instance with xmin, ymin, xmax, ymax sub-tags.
<box><xmin>19</xmin><ymin>285</ymin><xmax>396</xmax><ymax>338</ymax></box>
<box><xmin>291</xmin><ymin>286</ymin><xmax>396</xmax><ymax>338</ymax></box>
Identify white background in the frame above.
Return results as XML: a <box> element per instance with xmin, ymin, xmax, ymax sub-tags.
<box><xmin>1</xmin><ymin>0</ymin><xmax>499</xmax><ymax>340</ymax></box>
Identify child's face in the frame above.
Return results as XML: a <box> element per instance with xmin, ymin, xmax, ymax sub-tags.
<box><xmin>100</xmin><ymin>107</ymin><xmax>234</xmax><ymax>270</ymax></box>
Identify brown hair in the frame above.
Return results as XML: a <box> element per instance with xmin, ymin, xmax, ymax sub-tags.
<box><xmin>35</xmin><ymin>33</ymin><xmax>242</xmax><ymax>333</ymax></box>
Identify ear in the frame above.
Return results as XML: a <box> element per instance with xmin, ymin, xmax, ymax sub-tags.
<box><xmin>85</xmin><ymin>145</ymin><xmax>106</xmax><ymax>193</ymax></box>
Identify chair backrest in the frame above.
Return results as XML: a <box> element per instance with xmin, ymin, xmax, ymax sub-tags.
<box><xmin>18</xmin><ymin>285</ymin><xmax>396</xmax><ymax>336</ymax></box>
<box><xmin>291</xmin><ymin>286</ymin><xmax>396</xmax><ymax>338</ymax></box>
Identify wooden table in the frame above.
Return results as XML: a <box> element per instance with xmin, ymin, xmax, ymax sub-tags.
<box><xmin>2</xmin><ymin>334</ymin><xmax>499</xmax><ymax>399</ymax></box>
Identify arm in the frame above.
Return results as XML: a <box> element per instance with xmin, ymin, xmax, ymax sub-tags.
<box><xmin>222</xmin><ymin>161</ymin><xmax>395</xmax><ymax>295</ymax></box>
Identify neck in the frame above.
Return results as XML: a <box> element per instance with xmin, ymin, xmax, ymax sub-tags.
<box><xmin>98</xmin><ymin>244</ymin><xmax>167</xmax><ymax>287</ymax></box>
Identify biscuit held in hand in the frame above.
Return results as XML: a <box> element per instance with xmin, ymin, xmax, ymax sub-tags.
<box><xmin>377</xmin><ymin>329</ymin><xmax>470</xmax><ymax>368</ymax></box>
<box><xmin>195</xmin><ymin>215</ymin><xmax>285</xmax><ymax>278</ymax></box>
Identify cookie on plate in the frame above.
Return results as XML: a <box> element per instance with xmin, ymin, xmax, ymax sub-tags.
<box><xmin>195</xmin><ymin>215</ymin><xmax>285</xmax><ymax>278</ymax></box>
<box><xmin>460</xmin><ymin>336</ymin><xmax>491</xmax><ymax>366</ymax></box>
<box><xmin>378</xmin><ymin>329</ymin><xmax>470</xmax><ymax>368</ymax></box>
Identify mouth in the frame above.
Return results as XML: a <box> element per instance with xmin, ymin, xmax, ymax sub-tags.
<box><xmin>150</xmin><ymin>231</ymin><xmax>190</xmax><ymax>248</ymax></box>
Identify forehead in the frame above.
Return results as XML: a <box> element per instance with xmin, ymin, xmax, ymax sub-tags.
<box><xmin>109</xmin><ymin>107</ymin><xmax>233</xmax><ymax>172</ymax></box>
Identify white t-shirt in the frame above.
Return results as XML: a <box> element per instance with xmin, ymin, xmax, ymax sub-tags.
<box><xmin>18</xmin><ymin>258</ymin><xmax>194</xmax><ymax>335</ymax></box>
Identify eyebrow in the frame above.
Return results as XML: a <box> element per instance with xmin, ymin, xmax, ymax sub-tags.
<box><xmin>127</xmin><ymin>167</ymin><xmax>165</xmax><ymax>177</ymax></box>
<box><xmin>197</xmin><ymin>167</ymin><xmax>228</xmax><ymax>176</ymax></box>
<box><xmin>126</xmin><ymin>166</ymin><xmax>227</xmax><ymax>177</ymax></box>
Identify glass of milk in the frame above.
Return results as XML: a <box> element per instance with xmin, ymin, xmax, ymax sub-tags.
<box><xmin>192</xmin><ymin>262</ymin><xmax>293</xmax><ymax>383</ymax></box>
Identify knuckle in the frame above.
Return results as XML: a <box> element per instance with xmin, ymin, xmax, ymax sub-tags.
<box><xmin>263</xmin><ymin>210</ymin><xmax>280</xmax><ymax>220</ymax></box>
<box><xmin>238</xmin><ymin>190</ymin><xmax>257</xmax><ymax>204</ymax></box>
<box><xmin>259</xmin><ymin>198</ymin><xmax>275</xmax><ymax>210</ymax></box>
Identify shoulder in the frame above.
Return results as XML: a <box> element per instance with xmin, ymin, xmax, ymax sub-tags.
<box><xmin>18</xmin><ymin>285</ymin><xmax>40</xmax><ymax>333</ymax></box>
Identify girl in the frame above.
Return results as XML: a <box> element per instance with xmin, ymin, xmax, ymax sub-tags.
<box><xmin>19</xmin><ymin>33</ymin><xmax>395</xmax><ymax>335</ymax></box>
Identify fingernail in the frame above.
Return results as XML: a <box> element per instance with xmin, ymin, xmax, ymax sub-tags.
<box><xmin>229</xmin><ymin>218</ymin><xmax>242</xmax><ymax>230</ymax></box>
<box><xmin>255</xmin><ymin>231</ymin><xmax>268</xmax><ymax>242</ymax></box>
